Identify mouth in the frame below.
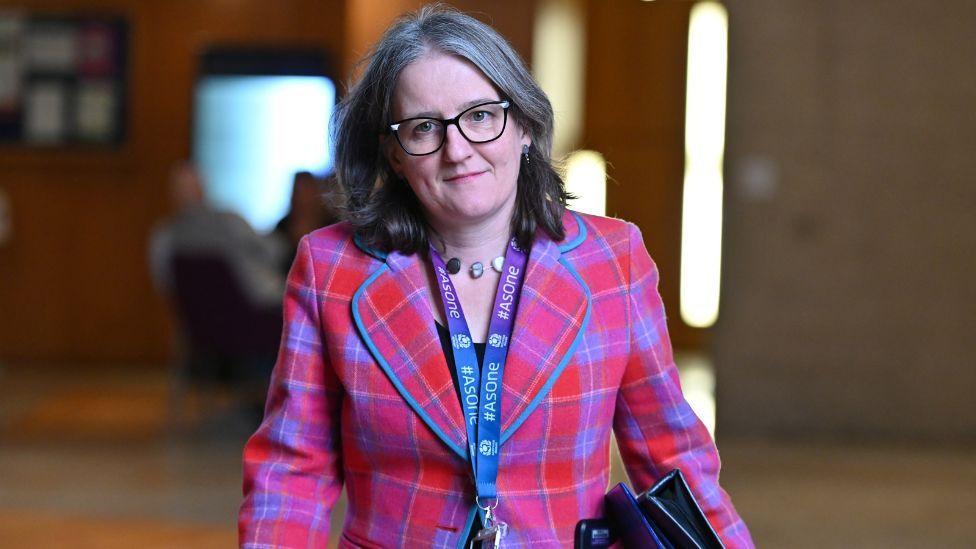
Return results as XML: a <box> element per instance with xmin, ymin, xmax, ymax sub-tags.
<box><xmin>443</xmin><ymin>170</ymin><xmax>487</xmax><ymax>183</ymax></box>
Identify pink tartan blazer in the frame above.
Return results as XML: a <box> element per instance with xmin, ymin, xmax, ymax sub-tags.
<box><xmin>239</xmin><ymin>211</ymin><xmax>754</xmax><ymax>548</ymax></box>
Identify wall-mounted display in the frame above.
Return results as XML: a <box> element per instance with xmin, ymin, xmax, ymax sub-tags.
<box><xmin>193</xmin><ymin>48</ymin><xmax>336</xmax><ymax>232</ymax></box>
<box><xmin>0</xmin><ymin>11</ymin><xmax>127</xmax><ymax>146</ymax></box>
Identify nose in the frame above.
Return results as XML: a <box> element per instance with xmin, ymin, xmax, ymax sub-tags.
<box><xmin>442</xmin><ymin>122</ymin><xmax>473</xmax><ymax>162</ymax></box>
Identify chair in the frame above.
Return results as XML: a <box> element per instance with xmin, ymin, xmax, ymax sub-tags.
<box><xmin>167</xmin><ymin>252</ymin><xmax>282</xmax><ymax>431</ymax></box>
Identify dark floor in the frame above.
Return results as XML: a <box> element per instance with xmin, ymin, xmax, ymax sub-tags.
<box><xmin>1</xmin><ymin>362</ymin><xmax>973</xmax><ymax>548</ymax></box>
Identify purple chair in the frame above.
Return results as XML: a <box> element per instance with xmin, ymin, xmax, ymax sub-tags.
<box><xmin>168</xmin><ymin>253</ymin><xmax>282</xmax><ymax>428</ymax></box>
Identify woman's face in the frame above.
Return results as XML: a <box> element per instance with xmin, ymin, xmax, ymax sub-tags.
<box><xmin>387</xmin><ymin>51</ymin><xmax>530</xmax><ymax>232</ymax></box>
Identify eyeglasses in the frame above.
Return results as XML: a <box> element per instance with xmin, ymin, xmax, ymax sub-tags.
<box><xmin>388</xmin><ymin>100</ymin><xmax>511</xmax><ymax>156</ymax></box>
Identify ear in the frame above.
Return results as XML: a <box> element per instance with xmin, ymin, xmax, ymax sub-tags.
<box><xmin>383</xmin><ymin>135</ymin><xmax>405</xmax><ymax>178</ymax></box>
<box><xmin>517</xmin><ymin>122</ymin><xmax>531</xmax><ymax>149</ymax></box>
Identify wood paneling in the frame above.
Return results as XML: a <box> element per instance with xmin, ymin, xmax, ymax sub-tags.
<box><xmin>344</xmin><ymin>0</ymin><xmax>536</xmax><ymax>80</ymax></box>
<box><xmin>716</xmin><ymin>0</ymin><xmax>976</xmax><ymax>441</ymax></box>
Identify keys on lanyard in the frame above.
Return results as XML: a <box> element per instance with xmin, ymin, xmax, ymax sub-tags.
<box><xmin>470</xmin><ymin>507</ymin><xmax>508</xmax><ymax>548</ymax></box>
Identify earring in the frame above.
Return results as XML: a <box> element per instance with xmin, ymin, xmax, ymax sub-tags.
<box><xmin>522</xmin><ymin>144</ymin><xmax>530</xmax><ymax>164</ymax></box>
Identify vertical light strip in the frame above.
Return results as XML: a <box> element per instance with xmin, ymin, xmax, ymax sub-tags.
<box><xmin>532</xmin><ymin>0</ymin><xmax>585</xmax><ymax>158</ymax></box>
<box><xmin>534</xmin><ymin>0</ymin><xmax>605</xmax><ymax>216</ymax></box>
<box><xmin>680</xmin><ymin>1</ymin><xmax>728</xmax><ymax>329</ymax></box>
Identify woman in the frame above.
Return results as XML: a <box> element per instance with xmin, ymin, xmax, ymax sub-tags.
<box><xmin>240</xmin><ymin>6</ymin><xmax>753</xmax><ymax>548</ymax></box>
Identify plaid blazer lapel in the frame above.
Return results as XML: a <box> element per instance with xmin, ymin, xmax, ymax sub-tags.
<box><xmin>501</xmin><ymin>213</ymin><xmax>591</xmax><ymax>443</ymax></box>
<box><xmin>351</xmin><ymin>248</ymin><xmax>469</xmax><ymax>458</ymax></box>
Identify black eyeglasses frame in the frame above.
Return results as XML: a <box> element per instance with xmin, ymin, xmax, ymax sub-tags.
<box><xmin>388</xmin><ymin>99</ymin><xmax>512</xmax><ymax>157</ymax></box>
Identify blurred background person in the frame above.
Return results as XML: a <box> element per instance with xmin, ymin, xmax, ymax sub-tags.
<box><xmin>149</xmin><ymin>161</ymin><xmax>285</xmax><ymax>309</ymax></box>
<box><xmin>271</xmin><ymin>170</ymin><xmax>340</xmax><ymax>274</ymax></box>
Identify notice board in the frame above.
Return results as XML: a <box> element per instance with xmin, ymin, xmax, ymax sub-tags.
<box><xmin>0</xmin><ymin>12</ymin><xmax>128</xmax><ymax>146</ymax></box>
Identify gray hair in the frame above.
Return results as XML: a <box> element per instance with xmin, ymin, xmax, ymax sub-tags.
<box><xmin>333</xmin><ymin>4</ymin><xmax>570</xmax><ymax>253</ymax></box>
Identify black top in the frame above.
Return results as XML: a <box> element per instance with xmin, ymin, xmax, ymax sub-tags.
<box><xmin>435</xmin><ymin>321</ymin><xmax>487</xmax><ymax>398</ymax></box>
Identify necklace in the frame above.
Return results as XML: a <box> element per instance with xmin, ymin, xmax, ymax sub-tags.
<box><xmin>445</xmin><ymin>255</ymin><xmax>505</xmax><ymax>278</ymax></box>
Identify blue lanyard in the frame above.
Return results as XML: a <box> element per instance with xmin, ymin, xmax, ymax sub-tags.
<box><xmin>430</xmin><ymin>238</ymin><xmax>527</xmax><ymax>503</ymax></box>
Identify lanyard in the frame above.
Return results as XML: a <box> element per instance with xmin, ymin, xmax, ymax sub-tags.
<box><xmin>430</xmin><ymin>237</ymin><xmax>528</xmax><ymax>503</ymax></box>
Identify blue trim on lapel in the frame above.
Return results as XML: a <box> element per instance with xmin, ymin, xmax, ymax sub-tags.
<box><xmin>559</xmin><ymin>211</ymin><xmax>588</xmax><ymax>253</ymax></box>
<box><xmin>351</xmin><ymin>263</ymin><xmax>468</xmax><ymax>459</ymax></box>
<box><xmin>353</xmin><ymin>232</ymin><xmax>388</xmax><ymax>261</ymax></box>
<box><xmin>456</xmin><ymin>505</ymin><xmax>479</xmax><ymax>549</ymax></box>
<box><xmin>500</xmin><ymin>254</ymin><xmax>592</xmax><ymax>444</ymax></box>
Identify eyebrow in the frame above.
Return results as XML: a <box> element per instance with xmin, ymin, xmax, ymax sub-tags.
<box><xmin>401</xmin><ymin>97</ymin><xmax>501</xmax><ymax>120</ymax></box>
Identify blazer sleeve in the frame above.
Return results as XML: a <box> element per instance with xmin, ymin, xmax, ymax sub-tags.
<box><xmin>613</xmin><ymin>223</ymin><xmax>754</xmax><ymax>548</ymax></box>
<box><xmin>239</xmin><ymin>236</ymin><xmax>344</xmax><ymax>548</ymax></box>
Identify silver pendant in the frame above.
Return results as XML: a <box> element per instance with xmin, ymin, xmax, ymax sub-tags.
<box><xmin>491</xmin><ymin>256</ymin><xmax>504</xmax><ymax>273</ymax></box>
<box><xmin>470</xmin><ymin>261</ymin><xmax>485</xmax><ymax>278</ymax></box>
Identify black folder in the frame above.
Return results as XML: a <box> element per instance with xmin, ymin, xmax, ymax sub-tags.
<box><xmin>602</xmin><ymin>469</ymin><xmax>724</xmax><ymax>549</ymax></box>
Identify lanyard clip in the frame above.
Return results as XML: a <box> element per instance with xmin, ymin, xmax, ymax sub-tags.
<box><xmin>476</xmin><ymin>495</ymin><xmax>498</xmax><ymax>513</ymax></box>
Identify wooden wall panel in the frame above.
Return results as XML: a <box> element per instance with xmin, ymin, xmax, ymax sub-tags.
<box><xmin>717</xmin><ymin>0</ymin><xmax>976</xmax><ymax>441</ymax></box>
<box><xmin>344</xmin><ymin>0</ymin><xmax>536</xmax><ymax>81</ymax></box>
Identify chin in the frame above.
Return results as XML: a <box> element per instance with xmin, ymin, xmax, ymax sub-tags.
<box><xmin>446</xmin><ymin>200</ymin><xmax>507</xmax><ymax>222</ymax></box>
<box><xmin>452</xmin><ymin>206</ymin><xmax>500</xmax><ymax>222</ymax></box>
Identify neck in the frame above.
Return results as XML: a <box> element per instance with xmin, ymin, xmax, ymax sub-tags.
<box><xmin>429</xmin><ymin>215</ymin><xmax>513</xmax><ymax>263</ymax></box>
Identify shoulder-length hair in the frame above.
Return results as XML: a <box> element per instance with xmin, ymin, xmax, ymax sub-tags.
<box><xmin>332</xmin><ymin>4</ymin><xmax>571</xmax><ymax>254</ymax></box>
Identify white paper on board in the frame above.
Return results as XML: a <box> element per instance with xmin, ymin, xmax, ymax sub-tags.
<box><xmin>25</xmin><ymin>82</ymin><xmax>66</xmax><ymax>142</ymax></box>
<box><xmin>76</xmin><ymin>80</ymin><xmax>116</xmax><ymax>141</ymax></box>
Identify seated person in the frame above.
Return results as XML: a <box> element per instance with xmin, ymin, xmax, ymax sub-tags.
<box><xmin>149</xmin><ymin>161</ymin><xmax>285</xmax><ymax>309</ymax></box>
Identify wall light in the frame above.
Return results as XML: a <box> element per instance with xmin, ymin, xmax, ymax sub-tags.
<box><xmin>680</xmin><ymin>1</ymin><xmax>728</xmax><ymax>329</ymax></box>
<box><xmin>533</xmin><ymin>0</ymin><xmax>585</xmax><ymax>158</ymax></box>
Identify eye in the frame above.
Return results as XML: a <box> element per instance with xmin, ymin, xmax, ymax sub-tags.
<box><xmin>469</xmin><ymin>110</ymin><xmax>491</xmax><ymax>122</ymax></box>
<box><xmin>414</xmin><ymin>120</ymin><xmax>436</xmax><ymax>134</ymax></box>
